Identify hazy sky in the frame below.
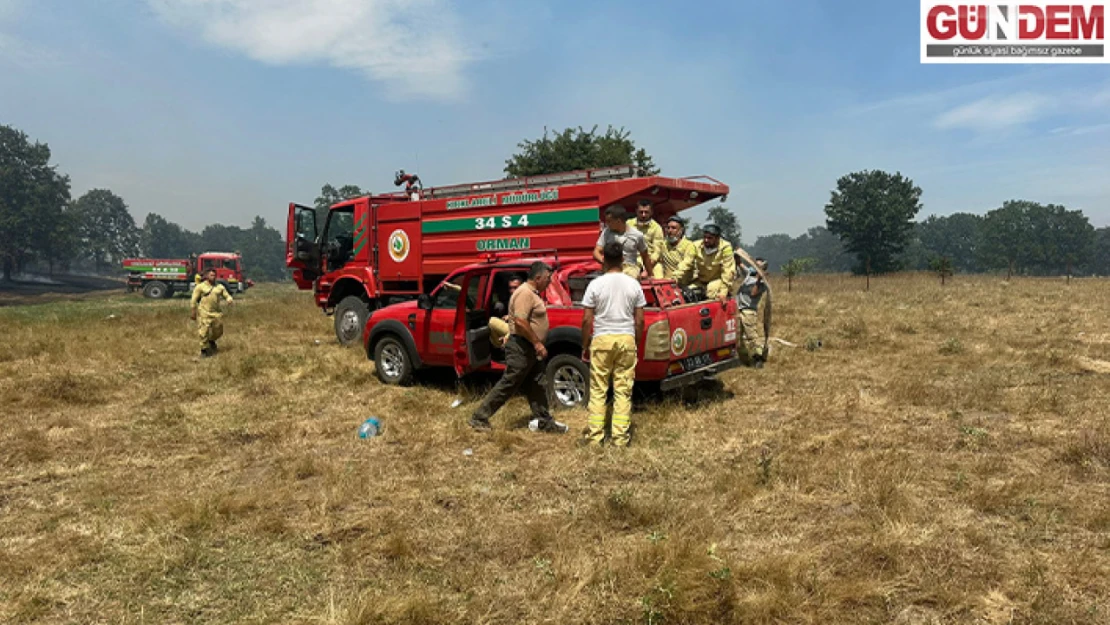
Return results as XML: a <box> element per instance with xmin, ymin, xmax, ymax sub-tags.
<box><xmin>1</xmin><ymin>0</ymin><xmax>1108</xmax><ymax>241</ymax></box>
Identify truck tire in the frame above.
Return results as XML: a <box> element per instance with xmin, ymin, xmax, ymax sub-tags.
<box><xmin>143</xmin><ymin>281</ymin><xmax>168</xmax><ymax>299</ymax></box>
<box><xmin>374</xmin><ymin>335</ymin><xmax>414</xmax><ymax>385</ymax></box>
<box><xmin>334</xmin><ymin>296</ymin><xmax>371</xmax><ymax>347</ymax></box>
<box><xmin>546</xmin><ymin>354</ymin><xmax>589</xmax><ymax>411</ymax></box>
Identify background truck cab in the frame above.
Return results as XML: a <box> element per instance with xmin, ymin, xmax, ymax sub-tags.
<box><xmin>362</xmin><ymin>254</ymin><xmax>742</xmax><ymax>410</ymax></box>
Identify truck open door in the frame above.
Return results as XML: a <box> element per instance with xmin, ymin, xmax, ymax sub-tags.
<box><xmin>453</xmin><ymin>270</ymin><xmax>492</xmax><ymax>376</ymax></box>
<box><xmin>287</xmin><ymin>203</ymin><xmax>321</xmax><ymax>288</ymax></box>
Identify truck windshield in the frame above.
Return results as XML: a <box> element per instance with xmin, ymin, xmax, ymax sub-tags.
<box><xmin>324</xmin><ymin>209</ymin><xmax>355</xmax><ymax>271</ymax></box>
<box><xmin>434</xmin><ymin>275</ymin><xmax>464</xmax><ymax>309</ymax></box>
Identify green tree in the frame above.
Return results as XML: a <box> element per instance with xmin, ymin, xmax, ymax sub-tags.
<box><xmin>1090</xmin><ymin>227</ymin><xmax>1110</xmax><ymax>276</ymax></box>
<box><xmin>142</xmin><ymin>213</ymin><xmax>199</xmax><ymax>258</ymax></box>
<box><xmin>314</xmin><ymin>183</ymin><xmax>365</xmax><ymax>232</ymax></box>
<box><xmin>825</xmin><ymin>170</ymin><xmax>923</xmax><ymax>278</ymax></box>
<box><xmin>751</xmin><ymin>233</ymin><xmax>795</xmax><ymax>270</ymax></box>
<box><xmin>979</xmin><ymin>200</ymin><xmax>1093</xmax><ymax>278</ymax></box>
<box><xmin>916</xmin><ymin>213</ymin><xmax>983</xmax><ymax>272</ymax></box>
<box><xmin>797</xmin><ymin>226</ymin><xmax>854</xmax><ymax>272</ymax></box>
<box><xmin>71</xmin><ymin>189</ymin><xmax>140</xmax><ymax>273</ymax></box>
<box><xmin>238</xmin><ymin>216</ymin><xmax>287</xmax><ymax>282</ymax></box>
<box><xmin>929</xmin><ymin>256</ymin><xmax>954</xmax><ymax>285</ymax></box>
<box><xmin>31</xmin><ymin>205</ymin><xmax>77</xmax><ymax>276</ymax></box>
<box><xmin>781</xmin><ymin>257</ymin><xmax>817</xmax><ymax>292</ymax></box>
<box><xmin>504</xmin><ymin>125</ymin><xmax>659</xmax><ymax>178</ymax></box>
<box><xmin>0</xmin><ymin>125</ymin><xmax>72</xmax><ymax>280</ymax></box>
<box><xmin>1042</xmin><ymin>205</ymin><xmax>1095</xmax><ymax>277</ymax></box>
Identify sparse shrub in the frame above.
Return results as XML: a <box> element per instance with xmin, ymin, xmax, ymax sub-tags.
<box><xmin>838</xmin><ymin>317</ymin><xmax>867</xmax><ymax>339</ymax></box>
<box><xmin>939</xmin><ymin>337</ymin><xmax>964</xmax><ymax>355</ymax></box>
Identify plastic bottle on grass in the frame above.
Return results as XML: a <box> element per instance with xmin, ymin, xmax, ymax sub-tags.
<box><xmin>358</xmin><ymin>418</ymin><xmax>381</xmax><ymax>439</ymax></box>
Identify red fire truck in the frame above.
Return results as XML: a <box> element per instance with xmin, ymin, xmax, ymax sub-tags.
<box><xmin>363</xmin><ymin>253</ymin><xmax>742</xmax><ymax>409</ymax></box>
<box><xmin>286</xmin><ymin>165</ymin><xmax>729</xmax><ymax>346</ymax></box>
<box><xmin>123</xmin><ymin>252</ymin><xmax>253</xmax><ymax>299</ymax></box>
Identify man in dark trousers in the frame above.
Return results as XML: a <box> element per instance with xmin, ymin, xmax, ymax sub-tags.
<box><xmin>469</xmin><ymin>261</ymin><xmax>569</xmax><ymax>434</ymax></box>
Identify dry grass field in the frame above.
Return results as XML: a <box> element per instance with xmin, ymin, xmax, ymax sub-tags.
<box><xmin>2</xmin><ymin>274</ymin><xmax>1109</xmax><ymax>624</ymax></box>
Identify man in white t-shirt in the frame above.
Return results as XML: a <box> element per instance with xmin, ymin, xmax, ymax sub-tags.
<box><xmin>581</xmin><ymin>241</ymin><xmax>647</xmax><ymax>447</ymax></box>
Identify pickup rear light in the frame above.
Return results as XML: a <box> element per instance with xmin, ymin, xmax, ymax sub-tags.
<box><xmin>644</xmin><ymin>319</ymin><xmax>671</xmax><ymax>361</ymax></box>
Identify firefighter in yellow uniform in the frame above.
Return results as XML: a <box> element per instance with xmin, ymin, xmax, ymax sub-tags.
<box><xmin>190</xmin><ymin>268</ymin><xmax>234</xmax><ymax>358</ymax></box>
<box><xmin>627</xmin><ymin>200</ymin><xmax>665</xmax><ymax>279</ymax></box>
<box><xmin>661</xmin><ymin>215</ymin><xmax>697</xmax><ymax>285</ymax></box>
<box><xmin>691</xmin><ymin>224</ymin><xmax>737</xmax><ymax>302</ymax></box>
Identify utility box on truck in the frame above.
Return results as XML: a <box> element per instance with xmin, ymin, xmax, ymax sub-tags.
<box><xmin>286</xmin><ymin>165</ymin><xmax>729</xmax><ymax>346</ymax></box>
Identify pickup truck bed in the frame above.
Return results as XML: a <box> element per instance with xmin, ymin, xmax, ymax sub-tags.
<box><xmin>363</xmin><ymin>255</ymin><xmax>741</xmax><ymax>409</ymax></box>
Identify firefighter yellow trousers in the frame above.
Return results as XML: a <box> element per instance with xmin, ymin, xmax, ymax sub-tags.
<box><xmin>198</xmin><ymin>314</ymin><xmax>224</xmax><ymax>350</ymax></box>
<box><xmin>738</xmin><ymin>308</ymin><xmax>764</xmax><ymax>359</ymax></box>
<box><xmin>587</xmin><ymin>334</ymin><xmax>638</xmax><ymax>447</ymax></box>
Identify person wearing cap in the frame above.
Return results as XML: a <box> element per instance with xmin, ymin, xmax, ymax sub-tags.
<box><xmin>661</xmin><ymin>215</ymin><xmax>697</xmax><ymax>285</ymax></box>
<box><xmin>594</xmin><ymin>204</ymin><xmax>653</xmax><ymax>280</ymax></box>
<box><xmin>736</xmin><ymin>257</ymin><xmax>770</xmax><ymax>367</ymax></box>
<box><xmin>627</xmin><ymin>200</ymin><xmax>665</xmax><ymax>279</ymax></box>
<box><xmin>691</xmin><ymin>224</ymin><xmax>737</xmax><ymax>303</ymax></box>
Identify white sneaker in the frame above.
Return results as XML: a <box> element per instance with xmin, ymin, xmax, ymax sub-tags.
<box><xmin>529</xmin><ymin>418</ymin><xmax>569</xmax><ymax>434</ymax></box>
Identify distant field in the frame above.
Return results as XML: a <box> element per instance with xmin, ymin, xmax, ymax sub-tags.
<box><xmin>1</xmin><ymin>275</ymin><xmax>1108</xmax><ymax>624</ymax></box>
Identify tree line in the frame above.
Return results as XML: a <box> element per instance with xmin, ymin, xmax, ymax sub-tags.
<box><xmin>6</xmin><ymin>121</ymin><xmax>1106</xmax><ymax>283</ymax></box>
<box><xmin>748</xmin><ymin>171</ymin><xmax>1107</xmax><ymax>278</ymax></box>
<box><xmin>498</xmin><ymin>128</ymin><xmax>1109</xmax><ymax>278</ymax></box>
<box><xmin>0</xmin><ymin>124</ymin><xmax>288</xmax><ymax>282</ymax></box>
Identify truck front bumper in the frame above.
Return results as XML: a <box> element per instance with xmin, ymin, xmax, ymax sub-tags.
<box><xmin>659</xmin><ymin>356</ymin><xmax>744</xmax><ymax>392</ymax></box>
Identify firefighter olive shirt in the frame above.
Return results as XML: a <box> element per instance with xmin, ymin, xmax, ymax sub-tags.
<box><xmin>192</xmin><ymin>282</ymin><xmax>233</xmax><ymax>315</ymax></box>
<box><xmin>509</xmin><ymin>284</ymin><xmax>549</xmax><ymax>342</ymax></box>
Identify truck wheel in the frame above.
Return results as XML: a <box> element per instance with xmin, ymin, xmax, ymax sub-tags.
<box><xmin>334</xmin><ymin>296</ymin><xmax>371</xmax><ymax>347</ymax></box>
<box><xmin>142</xmin><ymin>281</ymin><xmax>167</xmax><ymax>299</ymax></box>
<box><xmin>546</xmin><ymin>354</ymin><xmax>589</xmax><ymax>410</ymax></box>
<box><xmin>374</xmin><ymin>336</ymin><xmax>414</xmax><ymax>385</ymax></box>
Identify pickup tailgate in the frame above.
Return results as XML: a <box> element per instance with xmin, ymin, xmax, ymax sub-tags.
<box><xmin>641</xmin><ymin>292</ymin><xmax>741</xmax><ymax>387</ymax></box>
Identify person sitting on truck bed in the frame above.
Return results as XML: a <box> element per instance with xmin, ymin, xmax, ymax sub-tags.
<box><xmin>691</xmin><ymin>223</ymin><xmax>737</xmax><ymax>304</ymax></box>
<box><xmin>661</xmin><ymin>215</ymin><xmax>697</xmax><ymax>285</ymax></box>
<box><xmin>628</xmin><ymin>200</ymin><xmax>665</xmax><ymax>279</ymax></box>
<box><xmin>594</xmin><ymin>204</ymin><xmax>653</xmax><ymax>280</ymax></box>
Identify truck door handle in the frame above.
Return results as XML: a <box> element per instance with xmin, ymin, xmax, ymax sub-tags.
<box><xmin>407</xmin><ymin>314</ymin><xmax>416</xmax><ymax>330</ymax></box>
<box><xmin>699</xmin><ymin>307</ymin><xmax>710</xmax><ymax>317</ymax></box>
<box><xmin>700</xmin><ymin>318</ymin><xmax>712</xmax><ymax>330</ymax></box>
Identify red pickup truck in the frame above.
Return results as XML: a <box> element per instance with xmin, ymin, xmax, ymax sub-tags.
<box><xmin>362</xmin><ymin>253</ymin><xmax>742</xmax><ymax>409</ymax></box>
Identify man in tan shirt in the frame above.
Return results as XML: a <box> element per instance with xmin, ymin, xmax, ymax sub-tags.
<box><xmin>470</xmin><ymin>262</ymin><xmax>568</xmax><ymax>433</ymax></box>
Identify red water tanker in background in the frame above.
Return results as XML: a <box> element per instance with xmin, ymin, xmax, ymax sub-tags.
<box><xmin>285</xmin><ymin>165</ymin><xmax>730</xmax><ymax>346</ymax></box>
<box><xmin>123</xmin><ymin>252</ymin><xmax>253</xmax><ymax>299</ymax></box>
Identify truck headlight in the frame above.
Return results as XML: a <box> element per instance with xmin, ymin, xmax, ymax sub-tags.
<box><xmin>644</xmin><ymin>319</ymin><xmax>671</xmax><ymax>361</ymax></box>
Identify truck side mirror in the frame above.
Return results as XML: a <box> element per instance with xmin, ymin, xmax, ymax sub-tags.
<box><xmin>417</xmin><ymin>293</ymin><xmax>433</xmax><ymax>310</ymax></box>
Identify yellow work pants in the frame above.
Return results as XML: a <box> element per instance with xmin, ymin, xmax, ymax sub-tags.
<box><xmin>587</xmin><ymin>334</ymin><xmax>638</xmax><ymax>447</ymax></box>
<box><xmin>198</xmin><ymin>314</ymin><xmax>224</xmax><ymax>350</ymax></box>
<box><xmin>738</xmin><ymin>308</ymin><xmax>764</xmax><ymax>359</ymax></box>
<box><xmin>621</xmin><ymin>264</ymin><xmax>640</xmax><ymax>280</ymax></box>
<box><xmin>699</xmin><ymin>279</ymin><xmax>733</xmax><ymax>300</ymax></box>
